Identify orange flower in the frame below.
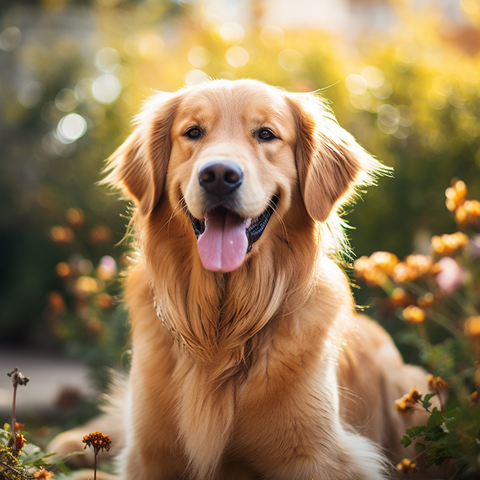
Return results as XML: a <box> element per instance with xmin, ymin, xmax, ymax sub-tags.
<box><xmin>394</xmin><ymin>397</ymin><xmax>413</xmax><ymax>413</ymax></box>
<box><xmin>391</xmin><ymin>288</ymin><xmax>414</xmax><ymax>308</ymax></box>
<box><xmin>50</xmin><ymin>225</ymin><xmax>74</xmax><ymax>244</ymax></box>
<box><xmin>82</xmin><ymin>431</ymin><xmax>112</xmax><ymax>454</ymax></box>
<box><xmin>464</xmin><ymin>316</ymin><xmax>480</xmax><ymax>341</ymax></box>
<box><xmin>396</xmin><ymin>458</ymin><xmax>417</xmax><ymax>474</ymax></box>
<box><xmin>445</xmin><ymin>180</ymin><xmax>467</xmax><ymax>212</ymax></box>
<box><xmin>369</xmin><ymin>251</ymin><xmax>399</xmax><ymax>275</ymax></box>
<box><xmin>15</xmin><ymin>422</ymin><xmax>25</xmax><ymax>431</ymax></box>
<box><xmin>406</xmin><ymin>386</ymin><xmax>422</xmax><ymax>402</ymax></box>
<box><xmin>405</xmin><ymin>254</ymin><xmax>434</xmax><ymax>276</ymax></box>
<box><xmin>56</xmin><ymin>262</ymin><xmax>72</xmax><ymax>278</ymax></box>
<box><xmin>393</xmin><ymin>262</ymin><xmax>417</xmax><ymax>283</ymax></box>
<box><xmin>470</xmin><ymin>391</ymin><xmax>479</xmax><ymax>406</ymax></box>
<box><xmin>427</xmin><ymin>374</ymin><xmax>449</xmax><ymax>392</ymax></box>
<box><xmin>33</xmin><ymin>467</ymin><xmax>53</xmax><ymax>480</ymax></box>
<box><xmin>431</xmin><ymin>232</ymin><xmax>468</xmax><ymax>256</ymax></box>
<box><xmin>47</xmin><ymin>292</ymin><xmax>66</xmax><ymax>313</ymax></box>
<box><xmin>417</xmin><ymin>292</ymin><xmax>434</xmax><ymax>309</ymax></box>
<box><xmin>403</xmin><ymin>305</ymin><xmax>426</xmax><ymax>323</ymax></box>
<box><xmin>66</xmin><ymin>207</ymin><xmax>85</xmax><ymax>226</ymax></box>
<box><xmin>456</xmin><ymin>200</ymin><xmax>480</xmax><ymax>227</ymax></box>
<box><xmin>395</xmin><ymin>387</ymin><xmax>422</xmax><ymax>413</ymax></box>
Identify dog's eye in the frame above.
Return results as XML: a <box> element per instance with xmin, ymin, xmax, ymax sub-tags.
<box><xmin>257</xmin><ymin>129</ymin><xmax>276</xmax><ymax>141</ymax></box>
<box><xmin>185</xmin><ymin>127</ymin><xmax>203</xmax><ymax>140</ymax></box>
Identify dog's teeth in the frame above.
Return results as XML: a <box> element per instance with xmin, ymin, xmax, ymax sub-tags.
<box><xmin>245</xmin><ymin>219</ymin><xmax>252</xmax><ymax>228</ymax></box>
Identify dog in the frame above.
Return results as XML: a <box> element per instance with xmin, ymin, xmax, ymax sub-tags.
<box><xmin>49</xmin><ymin>79</ymin><xmax>431</xmax><ymax>479</ymax></box>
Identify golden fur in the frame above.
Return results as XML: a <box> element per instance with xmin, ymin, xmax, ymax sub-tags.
<box><xmin>50</xmin><ymin>80</ymin><xmax>431</xmax><ymax>480</ymax></box>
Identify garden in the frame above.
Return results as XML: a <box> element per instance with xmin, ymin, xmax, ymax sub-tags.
<box><xmin>1</xmin><ymin>0</ymin><xmax>480</xmax><ymax>478</ymax></box>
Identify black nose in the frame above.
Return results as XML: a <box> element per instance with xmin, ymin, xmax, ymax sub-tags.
<box><xmin>198</xmin><ymin>161</ymin><xmax>243</xmax><ymax>196</ymax></box>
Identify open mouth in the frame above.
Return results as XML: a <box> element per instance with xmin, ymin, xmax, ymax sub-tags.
<box><xmin>188</xmin><ymin>196</ymin><xmax>279</xmax><ymax>272</ymax></box>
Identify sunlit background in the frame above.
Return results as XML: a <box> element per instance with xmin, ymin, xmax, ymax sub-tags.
<box><xmin>1</xmin><ymin>0</ymin><xmax>480</xmax><ymax>430</ymax></box>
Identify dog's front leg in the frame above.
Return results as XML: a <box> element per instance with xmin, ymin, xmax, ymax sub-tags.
<box><xmin>236</xmin><ymin>349</ymin><xmax>389</xmax><ymax>480</ymax></box>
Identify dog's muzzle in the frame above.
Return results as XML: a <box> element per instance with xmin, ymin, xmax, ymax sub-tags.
<box><xmin>188</xmin><ymin>195</ymin><xmax>279</xmax><ymax>272</ymax></box>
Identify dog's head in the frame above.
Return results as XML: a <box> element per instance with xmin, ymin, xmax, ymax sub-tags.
<box><xmin>105</xmin><ymin>79</ymin><xmax>384</xmax><ymax>273</ymax></box>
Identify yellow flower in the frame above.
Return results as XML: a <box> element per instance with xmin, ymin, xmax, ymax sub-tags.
<box><xmin>427</xmin><ymin>374</ymin><xmax>449</xmax><ymax>392</ymax></box>
<box><xmin>16</xmin><ymin>433</ymin><xmax>26</xmax><ymax>454</ymax></box>
<box><xmin>395</xmin><ymin>387</ymin><xmax>421</xmax><ymax>413</ymax></box>
<box><xmin>406</xmin><ymin>386</ymin><xmax>422</xmax><ymax>402</ymax></box>
<box><xmin>456</xmin><ymin>200</ymin><xmax>480</xmax><ymax>227</ymax></box>
<box><xmin>403</xmin><ymin>305</ymin><xmax>426</xmax><ymax>323</ymax></box>
<box><xmin>396</xmin><ymin>458</ymin><xmax>417</xmax><ymax>474</ymax></box>
<box><xmin>395</xmin><ymin>397</ymin><xmax>413</xmax><ymax>413</ymax></box>
<box><xmin>82</xmin><ymin>431</ymin><xmax>112</xmax><ymax>454</ymax></box>
<box><xmin>431</xmin><ymin>232</ymin><xmax>468</xmax><ymax>256</ymax></box>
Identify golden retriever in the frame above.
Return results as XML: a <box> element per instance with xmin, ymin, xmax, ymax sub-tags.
<box><xmin>50</xmin><ymin>79</ymin><xmax>431</xmax><ymax>480</ymax></box>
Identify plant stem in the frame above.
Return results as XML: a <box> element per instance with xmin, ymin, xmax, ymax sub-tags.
<box><xmin>94</xmin><ymin>451</ymin><xmax>97</xmax><ymax>480</ymax></box>
<box><xmin>11</xmin><ymin>383</ymin><xmax>17</xmax><ymax>456</ymax></box>
<box><xmin>1</xmin><ymin>460</ymin><xmax>34</xmax><ymax>479</ymax></box>
<box><xmin>410</xmin><ymin>443</ymin><xmax>434</xmax><ymax>462</ymax></box>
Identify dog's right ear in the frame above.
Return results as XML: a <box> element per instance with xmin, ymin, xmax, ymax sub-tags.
<box><xmin>102</xmin><ymin>92</ymin><xmax>182</xmax><ymax>216</ymax></box>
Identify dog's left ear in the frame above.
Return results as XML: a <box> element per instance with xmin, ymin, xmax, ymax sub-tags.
<box><xmin>286</xmin><ymin>92</ymin><xmax>387</xmax><ymax>222</ymax></box>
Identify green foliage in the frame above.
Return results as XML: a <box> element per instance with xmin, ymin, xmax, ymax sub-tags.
<box><xmin>0</xmin><ymin>0</ymin><xmax>480</xmax><ymax>474</ymax></box>
<box><xmin>355</xmin><ymin>180</ymin><xmax>480</xmax><ymax>477</ymax></box>
<box><xmin>0</xmin><ymin>424</ymin><xmax>83</xmax><ymax>480</ymax></box>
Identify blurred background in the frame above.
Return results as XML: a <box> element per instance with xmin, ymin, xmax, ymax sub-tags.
<box><xmin>1</xmin><ymin>0</ymin><xmax>479</xmax><ymax>434</ymax></box>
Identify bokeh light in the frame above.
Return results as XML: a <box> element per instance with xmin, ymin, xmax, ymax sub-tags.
<box><xmin>95</xmin><ymin>47</ymin><xmax>121</xmax><ymax>72</ymax></box>
<box><xmin>260</xmin><ymin>25</ymin><xmax>285</xmax><ymax>48</ymax></box>
<box><xmin>188</xmin><ymin>46</ymin><xmax>211</xmax><ymax>68</ymax></box>
<box><xmin>0</xmin><ymin>26</ymin><xmax>21</xmax><ymax>51</ymax></box>
<box><xmin>92</xmin><ymin>74</ymin><xmax>122</xmax><ymax>104</ymax></box>
<box><xmin>219</xmin><ymin>22</ymin><xmax>245</xmax><ymax>45</ymax></box>
<box><xmin>184</xmin><ymin>69</ymin><xmax>209</xmax><ymax>86</ymax></box>
<box><xmin>277</xmin><ymin>49</ymin><xmax>302</xmax><ymax>71</ymax></box>
<box><xmin>345</xmin><ymin>74</ymin><xmax>368</xmax><ymax>95</ymax></box>
<box><xmin>225</xmin><ymin>46</ymin><xmax>249</xmax><ymax>68</ymax></box>
<box><xmin>55</xmin><ymin>89</ymin><xmax>79</xmax><ymax>112</ymax></box>
<box><xmin>57</xmin><ymin>114</ymin><xmax>87</xmax><ymax>143</ymax></box>
<box><xmin>17</xmin><ymin>81</ymin><xmax>43</xmax><ymax>108</ymax></box>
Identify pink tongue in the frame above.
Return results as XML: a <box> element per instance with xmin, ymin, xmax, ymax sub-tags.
<box><xmin>197</xmin><ymin>209</ymin><xmax>248</xmax><ymax>272</ymax></box>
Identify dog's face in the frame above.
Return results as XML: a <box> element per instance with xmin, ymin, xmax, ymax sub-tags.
<box><xmin>167</xmin><ymin>82</ymin><xmax>299</xmax><ymax>272</ymax></box>
<box><xmin>105</xmin><ymin>79</ymin><xmax>382</xmax><ymax>273</ymax></box>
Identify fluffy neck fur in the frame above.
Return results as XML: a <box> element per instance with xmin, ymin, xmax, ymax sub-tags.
<box><xmin>138</xmin><ymin>195</ymin><xmax>322</xmax><ymax>378</ymax></box>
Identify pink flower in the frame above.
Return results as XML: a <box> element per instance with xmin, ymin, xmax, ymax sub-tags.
<box><xmin>436</xmin><ymin>257</ymin><xmax>463</xmax><ymax>293</ymax></box>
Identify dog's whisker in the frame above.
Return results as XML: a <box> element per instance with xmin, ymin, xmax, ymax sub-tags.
<box><xmin>152</xmin><ymin>197</ymin><xmax>188</xmax><ymax>240</ymax></box>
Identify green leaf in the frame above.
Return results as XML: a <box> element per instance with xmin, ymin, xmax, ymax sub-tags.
<box><xmin>427</xmin><ymin>408</ymin><xmax>445</xmax><ymax>428</ymax></box>
<box><xmin>423</xmin><ymin>460</ymin><xmax>435</xmax><ymax>470</ymax></box>
<box><xmin>419</xmin><ymin>393</ymin><xmax>436</xmax><ymax>410</ymax></box>
<box><xmin>406</xmin><ymin>426</ymin><xmax>426</xmax><ymax>438</ymax></box>
<box><xmin>55</xmin><ymin>461</ymin><xmax>70</xmax><ymax>473</ymax></box>
<box><xmin>20</xmin><ymin>443</ymin><xmax>44</xmax><ymax>464</ymax></box>
<box><xmin>401</xmin><ymin>436</ymin><xmax>412</xmax><ymax>447</ymax></box>
<box><xmin>48</xmin><ymin>450</ymin><xmax>85</xmax><ymax>465</ymax></box>
<box><xmin>415</xmin><ymin>442</ymin><xmax>427</xmax><ymax>452</ymax></box>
